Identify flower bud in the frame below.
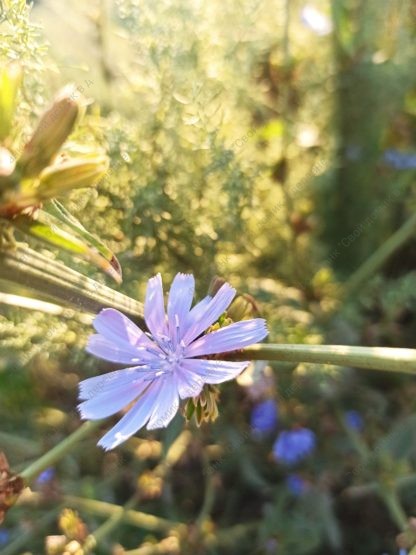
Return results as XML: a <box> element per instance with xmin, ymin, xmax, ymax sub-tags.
<box><xmin>45</xmin><ymin>535</ymin><xmax>67</xmax><ymax>555</ymax></box>
<box><xmin>17</xmin><ymin>84</ymin><xmax>82</xmax><ymax>178</ymax></box>
<box><xmin>207</xmin><ymin>275</ymin><xmax>227</xmax><ymax>297</ymax></box>
<box><xmin>227</xmin><ymin>294</ymin><xmax>260</xmax><ymax>321</ymax></box>
<box><xmin>36</xmin><ymin>155</ymin><xmax>109</xmax><ymax>199</ymax></box>
<box><xmin>182</xmin><ymin>385</ymin><xmax>220</xmax><ymax>426</ymax></box>
<box><xmin>0</xmin><ymin>64</ymin><xmax>22</xmax><ymax>141</ymax></box>
<box><xmin>58</xmin><ymin>508</ymin><xmax>88</xmax><ymax>542</ymax></box>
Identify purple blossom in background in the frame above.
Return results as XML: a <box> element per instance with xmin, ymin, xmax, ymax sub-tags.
<box><xmin>344</xmin><ymin>410</ymin><xmax>364</xmax><ymax>432</ymax></box>
<box><xmin>36</xmin><ymin>467</ymin><xmax>55</xmax><ymax>486</ymax></box>
<box><xmin>250</xmin><ymin>399</ymin><xmax>278</xmax><ymax>435</ymax></box>
<box><xmin>0</xmin><ymin>529</ymin><xmax>10</xmax><ymax>546</ymax></box>
<box><xmin>78</xmin><ymin>273</ymin><xmax>268</xmax><ymax>450</ymax></box>
<box><xmin>383</xmin><ymin>149</ymin><xmax>416</xmax><ymax>170</ymax></box>
<box><xmin>272</xmin><ymin>428</ymin><xmax>316</xmax><ymax>465</ymax></box>
<box><xmin>286</xmin><ymin>473</ymin><xmax>308</xmax><ymax>496</ymax></box>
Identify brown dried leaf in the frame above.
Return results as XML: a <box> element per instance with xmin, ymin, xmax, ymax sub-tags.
<box><xmin>0</xmin><ymin>452</ymin><xmax>25</xmax><ymax>523</ymax></box>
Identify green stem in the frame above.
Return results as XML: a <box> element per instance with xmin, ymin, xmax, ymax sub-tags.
<box><xmin>235</xmin><ymin>343</ymin><xmax>416</xmax><ymax>374</ymax></box>
<box><xmin>0</xmin><ymin>243</ymin><xmax>144</xmax><ymax>324</ymax></box>
<box><xmin>20</xmin><ymin>420</ymin><xmax>102</xmax><ymax>484</ymax></box>
<box><xmin>196</xmin><ymin>454</ymin><xmax>216</xmax><ymax>528</ymax></box>
<box><xmin>82</xmin><ymin>495</ymin><xmax>138</xmax><ymax>554</ymax></box>
<box><xmin>344</xmin><ymin>211</ymin><xmax>416</xmax><ymax>298</ymax></box>
<box><xmin>346</xmin><ymin>473</ymin><xmax>416</xmax><ymax>498</ymax></box>
<box><xmin>64</xmin><ymin>495</ymin><xmax>180</xmax><ymax>532</ymax></box>
<box><xmin>379</xmin><ymin>486</ymin><xmax>408</xmax><ymax>531</ymax></box>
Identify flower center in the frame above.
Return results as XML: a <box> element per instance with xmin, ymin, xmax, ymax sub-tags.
<box><xmin>166</xmin><ymin>353</ymin><xmax>181</xmax><ymax>365</ymax></box>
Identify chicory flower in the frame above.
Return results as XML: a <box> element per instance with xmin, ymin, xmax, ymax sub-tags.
<box><xmin>78</xmin><ymin>273</ymin><xmax>268</xmax><ymax>450</ymax></box>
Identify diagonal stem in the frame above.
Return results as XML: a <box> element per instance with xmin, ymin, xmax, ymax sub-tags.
<box><xmin>0</xmin><ymin>243</ymin><xmax>144</xmax><ymax>324</ymax></box>
<box><xmin>20</xmin><ymin>420</ymin><xmax>103</xmax><ymax>484</ymax></box>
<box><xmin>343</xmin><ymin>211</ymin><xmax>416</xmax><ymax>299</ymax></box>
<box><xmin>82</xmin><ymin>495</ymin><xmax>139</xmax><ymax>554</ymax></box>
<box><xmin>64</xmin><ymin>495</ymin><xmax>180</xmax><ymax>533</ymax></box>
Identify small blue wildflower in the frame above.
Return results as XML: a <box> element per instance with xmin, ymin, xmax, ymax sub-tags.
<box><xmin>344</xmin><ymin>410</ymin><xmax>364</xmax><ymax>432</ymax></box>
<box><xmin>272</xmin><ymin>428</ymin><xmax>316</xmax><ymax>465</ymax></box>
<box><xmin>383</xmin><ymin>149</ymin><xmax>416</xmax><ymax>170</ymax></box>
<box><xmin>286</xmin><ymin>473</ymin><xmax>307</xmax><ymax>496</ymax></box>
<box><xmin>36</xmin><ymin>467</ymin><xmax>55</xmax><ymax>486</ymax></box>
<box><xmin>0</xmin><ymin>529</ymin><xmax>10</xmax><ymax>546</ymax></box>
<box><xmin>78</xmin><ymin>273</ymin><xmax>268</xmax><ymax>450</ymax></box>
<box><xmin>250</xmin><ymin>399</ymin><xmax>278</xmax><ymax>435</ymax></box>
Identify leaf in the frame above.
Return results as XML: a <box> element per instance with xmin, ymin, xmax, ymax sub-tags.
<box><xmin>48</xmin><ymin>200</ymin><xmax>122</xmax><ymax>281</ymax></box>
<box><xmin>10</xmin><ymin>210</ymin><xmax>122</xmax><ymax>284</ymax></box>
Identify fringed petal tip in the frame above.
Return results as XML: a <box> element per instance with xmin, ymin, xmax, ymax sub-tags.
<box><xmin>77</xmin><ymin>403</ymin><xmax>91</xmax><ymax>420</ymax></box>
<box><xmin>257</xmin><ymin>318</ymin><xmax>269</xmax><ymax>341</ymax></box>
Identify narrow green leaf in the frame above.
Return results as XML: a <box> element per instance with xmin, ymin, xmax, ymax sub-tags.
<box><xmin>48</xmin><ymin>199</ymin><xmax>122</xmax><ymax>280</ymax></box>
<box><xmin>9</xmin><ymin>212</ymin><xmax>122</xmax><ymax>283</ymax></box>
